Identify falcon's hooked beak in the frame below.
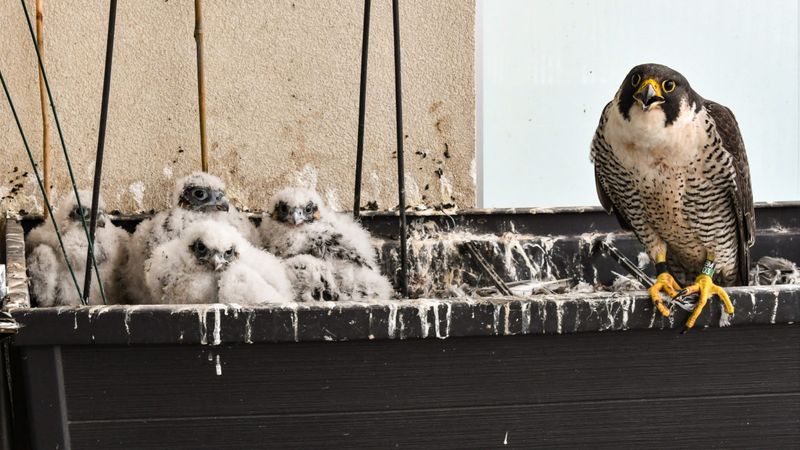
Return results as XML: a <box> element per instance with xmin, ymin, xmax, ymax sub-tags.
<box><xmin>211</xmin><ymin>253</ymin><xmax>227</xmax><ymax>272</ymax></box>
<box><xmin>204</xmin><ymin>192</ymin><xmax>230</xmax><ymax>213</ymax></box>
<box><xmin>290</xmin><ymin>208</ymin><xmax>305</xmax><ymax>225</ymax></box>
<box><xmin>633</xmin><ymin>79</ymin><xmax>664</xmax><ymax>111</ymax></box>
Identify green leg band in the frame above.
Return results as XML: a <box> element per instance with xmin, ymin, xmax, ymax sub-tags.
<box><xmin>701</xmin><ymin>260</ymin><xmax>716</xmax><ymax>277</ymax></box>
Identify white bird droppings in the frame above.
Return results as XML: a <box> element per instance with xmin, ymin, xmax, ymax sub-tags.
<box><xmin>388</xmin><ymin>303</ymin><xmax>398</xmax><ymax>338</ymax></box>
<box><xmin>770</xmin><ymin>293</ymin><xmax>779</xmax><ymax>324</ymax></box>
<box><xmin>128</xmin><ymin>181</ymin><xmax>145</xmax><ymax>211</ymax></box>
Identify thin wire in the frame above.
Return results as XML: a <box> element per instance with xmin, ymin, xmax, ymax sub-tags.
<box><xmin>392</xmin><ymin>0</ymin><xmax>408</xmax><ymax>297</ymax></box>
<box><xmin>0</xmin><ymin>69</ymin><xmax>84</xmax><ymax>304</ymax></box>
<box><xmin>83</xmin><ymin>0</ymin><xmax>117</xmax><ymax>304</ymax></box>
<box><xmin>19</xmin><ymin>0</ymin><xmax>106</xmax><ymax>306</ymax></box>
<box><xmin>353</xmin><ymin>0</ymin><xmax>371</xmax><ymax>219</ymax></box>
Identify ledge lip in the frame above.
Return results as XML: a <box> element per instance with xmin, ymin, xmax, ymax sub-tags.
<box><xmin>7</xmin><ymin>285</ymin><xmax>799</xmax><ymax>346</ymax></box>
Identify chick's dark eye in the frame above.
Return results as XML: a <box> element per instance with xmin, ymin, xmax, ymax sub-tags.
<box><xmin>631</xmin><ymin>73</ymin><xmax>641</xmax><ymax>87</ymax></box>
<box><xmin>195</xmin><ymin>241</ymin><xmax>207</xmax><ymax>254</ymax></box>
<box><xmin>192</xmin><ymin>189</ymin><xmax>208</xmax><ymax>200</ymax></box>
<box><xmin>662</xmin><ymin>80</ymin><xmax>676</xmax><ymax>93</ymax></box>
<box><xmin>224</xmin><ymin>249</ymin><xmax>233</xmax><ymax>258</ymax></box>
<box><xmin>305</xmin><ymin>204</ymin><xmax>313</xmax><ymax>213</ymax></box>
<box><xmin>278</xmin><ymin>203</ymin><xmax>288</xmax><ymax>213</ymax></box>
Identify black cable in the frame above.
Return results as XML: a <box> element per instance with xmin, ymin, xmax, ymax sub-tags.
<box><xmin>82</xmin><ymin>0</ymin><xmax>117</xmax><ymax>304</ymax></box>
<box><xmin>392</xmin><ymin>0</ymin><xmax>408</xmax><ymax>297</ymax></box>
<box><xmin>353</xmin><ymin>0</ymin><xmax>371</xmax><ymax>219</ymax></box>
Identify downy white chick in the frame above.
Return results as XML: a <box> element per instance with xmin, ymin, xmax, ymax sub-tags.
<box><xmin>145</xmin><ymin>221</ymin><xmax>293</xmax><ymax>304</ymax></box>
<box><xmin>26</xmin><ymin>189</ymin><xmax>129</xmax><ymax>306</ymax></box>
<box><xmin>283</xmin><ymin>254</ymin><xmax>339</xmax><ymax>302</ymax></box>
<box><xmin>125</xmin><ymin>172</ymin><xmax>258</xmax><ymax>304</ymax></box>
<box><xmin>260</xmin><ymin>187</ymin><xmax>393</xmax><ymax>301</ymax></box>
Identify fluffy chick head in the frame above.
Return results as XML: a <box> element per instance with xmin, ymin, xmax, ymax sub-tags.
<box><xmin>183</xmin><ymin>220</ymin><xmax>244</xmax><ymax>272</ymax></box>
<box><xmin>174</xmin><ymin>171</ymin><xmax>230</xmax><ymax>213</ymax></box>
<box><xmin>268</xmin><ymin>187</ymin><xmax>324</xmax><ymax>226</ymax></box>
<box><xmin>57</xmin><ymin>189</ymin><xmax>108</xmax><ymax>227</ymax></box>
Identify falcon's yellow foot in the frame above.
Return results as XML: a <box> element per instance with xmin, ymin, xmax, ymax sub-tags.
<box><xmin>674</xmin><ymin>274</ymin><xmax>735</xmax><ymax>329</ymax></box>
<box><xmin>648</xmin><ymin>272</ymin><xmax>680</xmax><ymax>317</ymax></box>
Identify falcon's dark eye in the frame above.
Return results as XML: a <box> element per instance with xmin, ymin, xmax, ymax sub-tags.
<box><xmin>192</xmin><ymin>189</ymin><xmax>208</xmax><ymax>201</ymax></box>
<box><xmin>71</xmin><ymin>206</ymin><xmax>91</xmax><ymax>220</ymax></box>
<box><xmin>193</xmin><ymin>241</ymin><xmax>208</xmax><ymax>257</ymax></box>
<box><xmin>224</xmin><ymin>248</ymin><xmax>234</xmax><ymax>260</ymax></box>
<box><xmin>631</xmin><ymin>73</ymin><xmax>641</xmax><ymax>87</ymax></box>
<box><xmin>662</xmin><ymin>80</ymin><xmax>676</xmax><ymax>93</ymax></box>
<box><xmin>304</xmin><ymin>204</ymin><xmax>313</xmax><ymax>214</ymax></box>
<box><xmin>278</xmin><ymin>203</ymin><xmax>289</xmax><ymax>214</ymax></box>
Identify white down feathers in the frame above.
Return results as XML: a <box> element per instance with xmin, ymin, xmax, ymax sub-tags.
<box><xmin>26</xmin><ymin>182</ymin><xmax>393</xmax><ymax>306</ymax></box>
<box><xmin>26</xmin><ymin>189</ymin><xmax>129</xmax><ymax>306</ymax></box>
<box><xmin>145</xmin><ymin>221</ymin><xmax>293</xmax><ymax>304</ymax></box>
<box><xmin>260</xmin><ymin>187</ymin><xmax>393</xmax><ymax>301</ymax></box>
<box><xmin>124</xmin><ymin>172</ymin><xmax>258</xmax><ymax>303</ymax></box>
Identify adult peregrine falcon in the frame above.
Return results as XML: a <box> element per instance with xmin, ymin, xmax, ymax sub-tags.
<box><xmin>591</xmin><ymin>63</ymin><xmax>755</xmax><ymax>329</ymax></box>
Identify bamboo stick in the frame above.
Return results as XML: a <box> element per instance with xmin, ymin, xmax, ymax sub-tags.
<box><xmin>194</xmin><ymin>0</ymin><xmax>208</xmax><ymax>172</ymax></box>
<box><xmin>35</xmin><ymin>0</ymin><xmax>51</xmax><ymax>218</ymax></box>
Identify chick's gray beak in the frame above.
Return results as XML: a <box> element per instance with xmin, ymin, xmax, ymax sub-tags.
<box><xmin>215</xmin><ymin>200</ymin><xmax>229</xmax><ymax>212</ymax></box>
<box><xmin>210</xmin><ymin>192</ymin><xmax>229</xmax><ymax>212</ymax></box>
<box><xmin>291</xmin><ymin>209</ymin><xmax>304</xmax><ymax>225</ymax></box>
<box><xmin>212</xmin><ymin>254</ymin><xmax>226</xmax><ymax>271</ymax></box>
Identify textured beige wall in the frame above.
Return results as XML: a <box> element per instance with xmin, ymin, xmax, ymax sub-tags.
<box><xmin>0</xmin><ymin>0</ymin><xmax>474</xmax><ymax>216</ymax></box>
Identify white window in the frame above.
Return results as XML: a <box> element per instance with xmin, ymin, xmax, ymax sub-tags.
<box><xmin>479</xmin><ymin>0</ymin><xmax>799</xmax><ymax>207</ymax></box>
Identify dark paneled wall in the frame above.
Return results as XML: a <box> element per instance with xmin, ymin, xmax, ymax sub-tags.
<box><xmin>13</xmin><ymin>325</ymin><xmax>800</xmax><ymax>449</ymax></box>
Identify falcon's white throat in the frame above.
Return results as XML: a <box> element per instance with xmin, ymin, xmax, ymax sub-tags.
<box><xmin>605</xmin><ymin>96</ymin><xmax>706</xmax><ymax>176</ymax></box>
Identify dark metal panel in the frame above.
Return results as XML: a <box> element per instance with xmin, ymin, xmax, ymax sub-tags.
<box><xmin>0</xmin><ymin>342</ymin><xmax>12</xmax><ymax>450</ymax></box>
<box><xmin>7</xmin><ymin>345</ymin><xmax>30</xmax><ymax>450</ymax></box>
<box><xmin>67</xmin><ymin>393</ymin><xmax>800</xmax><ymax>449</ymax></box>
<box><xmin>59</xmin><ymin>325</ymin><xmax>799</xmax><ymax>422</ymax></box>
<box><xmin>16</xmin><ymin>346</ymin><xmax>70</xmax><ymax>450</ymax></box>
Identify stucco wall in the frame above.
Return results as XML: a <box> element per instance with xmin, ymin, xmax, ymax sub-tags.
<box><xmin>0</xmin><ymin>0</ymin><xmax>475</xmax><ymax>216</ymax></box>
